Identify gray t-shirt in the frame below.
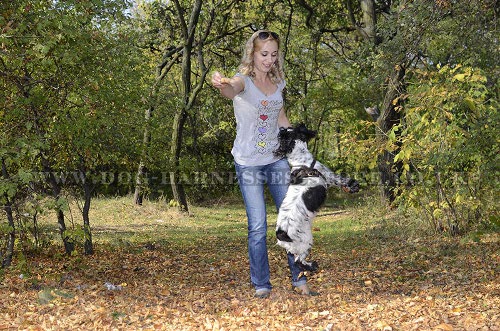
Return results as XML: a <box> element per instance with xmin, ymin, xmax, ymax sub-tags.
<box><xmin>231</xmin><ymin>74</ymin><xmax>286</xmax><ymax>166</ymax></box>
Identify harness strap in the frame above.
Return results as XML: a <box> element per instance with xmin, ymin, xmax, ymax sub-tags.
<box><xmin>290</xmin><ymin>158</ymin><xmax>325</xmax><ymax>183</ymax></box>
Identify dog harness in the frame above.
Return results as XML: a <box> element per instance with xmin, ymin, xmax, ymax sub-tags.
<box><xmin>290</xmin><ymin>159</ymin><xmax>326</xmax><ymax>184</ymax></box>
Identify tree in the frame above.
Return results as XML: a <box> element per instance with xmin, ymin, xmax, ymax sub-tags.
<box><xmin>398</xmin><ymin>64</ymin><xmax>499</xmax><ymax>233</ymax></box>
<box><xmin>0</xmin><ymin>159</ymin><xmax>15</xmax><ymax>268</ymax></box>
<box><xmin>1</xmin><ymin>0</ymin><xmax>147</xmax><ymax>258</ymax></box>
<box><xmin>346</xmin><ymin>0</ymin><xmax>449</xmax><ymax>203</ymax></box>
<box><xmin>388</xmin><ymin>0</ymin><xmax>499</xmax><ymax>233</ymax></box>
<box><xmin>133</xmin><ymin>0</ymin><xmax>253</xmax><ymax>211</ymax></box>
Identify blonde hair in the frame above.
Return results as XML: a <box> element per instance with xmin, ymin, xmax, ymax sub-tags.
<box><xmin>238</xmin><ymin>30</ymin><xmax>285</xmax><ymax>84</ymax></box>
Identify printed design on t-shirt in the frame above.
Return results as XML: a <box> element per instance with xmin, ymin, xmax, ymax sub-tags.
<box><xmin>256</xmin><ymin>99</ymin><xmax>269</xmax><ymax>154</ymax></box>
<box><xmin>254</xmin><ymin>99</ymin><xmax>282</xmax><ymax>155</ymax></box>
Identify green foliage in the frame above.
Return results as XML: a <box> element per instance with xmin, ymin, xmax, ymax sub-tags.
<box><xmin>394</xmin><ymin>64</ymin><xmax>499</xmax><ymax>233</ymax></box>
<box><xmin>330</xmin><ymin>0</ymin><xmax>499</xmax><ymax>231</ymax></box>
<box><xmin>1</xmin><ymin>0</ymin><xmax>147</xmax><ymax>178</ymax></box>
<box><xmin>1</xmin><ymin>0</ymin><xmax>150</xmax><ymax>258</ymax></box>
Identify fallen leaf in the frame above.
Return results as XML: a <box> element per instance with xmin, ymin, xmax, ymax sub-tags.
<box><xmin>433</xmin><ymin>323</ymin><xmax>453</xmax><ymax>331</ymax></box>
<box><xmin>374</xmin><ymin>320</ymin><xmax>392</xmax><ymax>331</ymax></box>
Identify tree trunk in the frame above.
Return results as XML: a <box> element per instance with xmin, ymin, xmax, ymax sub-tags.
<box><xmin>1</xmin><ymin>196</ymin><xmax>15</xmax><ymax>268</ymax></box>
<box><xmin>168</xmin><ymin>0</ymin><xmax>203</xmax><ymax>213</ymax></box>
<box><xmin>376</xmin><ymin>64</ymin><xmax>406</xmax><ymax>204</ymax></box>
<box><xmin>82</xmin><ymin>173</ymin><xmax>94</xmax><ymax>255</ymax></box>
<box><xmin>169</xmin><ymin>50</ymin><xmax>192</xmax><ymax>212</ymax></box>
<box><xmin>1</xmin><ymin>159</ymin><xmax>15</xmax><ymax>268</ymax></box>
<box><xmin>133</xmin><ymin>161</ymin><xmax>145</xmax><ymax>205</ymax></box>
<box><xmin>170</xmin><ymin>109</ymin><xmax>189</xmax><ymax>212</ymax></box>
<box><xmin>350</xmin><ymin>0</ymin><xmax>403</xmax><ymax>203</ymax></box>
<box><xmin>135</xmin><ymin>0</ymin><xmax>213</xmax><ymax>211</ymax></box>
<box><xmin>134</xmin><ymin>105</ymin><xmax>153</xmax><ymax>205</ymax></box>
<box><xmin>41</xmin><ymin>156</ymin><xmax>74</xmax><ymax>254</ymax></box>
<box><xmin>360</xmin><ymin>0</ymin><xmax>377</xmax><ymax>43</ymax></box>
<box><xmin>346</xmin><ymin>0</ymin><xmax>378</xmax><ymax>44</ymax></box>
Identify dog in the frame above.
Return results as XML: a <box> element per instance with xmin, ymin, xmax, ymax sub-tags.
<box><xmin>274</xmin><ymin>124</ymin><xmax>360</xmax><ymax>272</ymax></box>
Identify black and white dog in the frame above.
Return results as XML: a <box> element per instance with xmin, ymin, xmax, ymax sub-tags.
<box><xmin>274</xmin><ymin>124</ymin><xmax>360</xmax><ymax>272</ymax></box>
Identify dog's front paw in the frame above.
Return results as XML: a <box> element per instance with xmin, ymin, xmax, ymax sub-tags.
<box><xmin>342</xmin><ymin>179</ymin><xmax>360</xmax><ymax>193</ymax></box>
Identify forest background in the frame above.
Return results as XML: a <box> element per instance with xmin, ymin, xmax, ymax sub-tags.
<box><xmin>2</xmin><ymin>0</ymin><xmax>498</xmax><ymax>258</ymax></box>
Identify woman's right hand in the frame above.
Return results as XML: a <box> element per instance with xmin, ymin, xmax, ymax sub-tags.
<box><xmin>211</xmin><ymin>71</ymin><xmax>230</xmax><ymax>89</ymax></box>
<box><xmin>212</xmin><ymin>72</ymin><xmax>244</xmax><ymax>99</ymax></box>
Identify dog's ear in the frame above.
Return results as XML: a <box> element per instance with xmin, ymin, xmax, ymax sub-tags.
<box><xmin>305</xmin><ymin>129</ymin><xmax>317</xmax><ymax>141</ymax></box>
<box><xmin>296</xmin><ymin>123</ymin><xmax>317</xmax><ymax>142</ymax></box>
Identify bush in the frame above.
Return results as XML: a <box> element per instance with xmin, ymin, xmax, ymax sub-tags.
<box><xmin>394</xmin><ymin>65</ymin><xmax>499</xmax><ymax>234</ymax></box>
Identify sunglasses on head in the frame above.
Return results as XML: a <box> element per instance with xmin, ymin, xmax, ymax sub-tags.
<box><xmin>258</xmin><ymin>31</ymin><xmax>279</xmax><ymax>41</ymax></box>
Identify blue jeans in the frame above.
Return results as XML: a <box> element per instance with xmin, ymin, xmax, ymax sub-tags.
<box><xmin>234</xmin><ymin>158</ymin><xmax>307</xmax><ymax>291</ymax></box>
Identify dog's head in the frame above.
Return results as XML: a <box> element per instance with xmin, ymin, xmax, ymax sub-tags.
<box><xmin>274</xmin><ymin>123</ymin><xmax>317</xmax><ymax>158</ymax></box>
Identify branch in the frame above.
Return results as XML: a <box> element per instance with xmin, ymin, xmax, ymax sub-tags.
<box><xmin>157</xmin><ymin>46</ymin><xmax>183</xmax><ymax>75</ymax></box>
<box><xmin>172</xmin><ymin>0</ymin><xmax>188</xmax><ymax>39</ymax></box>
<box><xmin>296</xmin><ymin>0</ymin><xmax>315</xmax><ymax>29</ymax></box>
<box><xmin>157</xmin><ymin>23</ymin><xmax>251</xmax><ymax>80</ymax></box>
<box><xmin>284</xmin><ymin>0</ymin><xmax>294</xmax><ymax>60</ymax></box>
<box><xmin>157</xmin><ymin>52</ymin><xmax>182</xmax><ymax>81</ymax></box>
<box><xmin>344</xmin><ymin>0</ymin><xmax>358</xmax><ymax>27</ymax></box>
<box><xmin>186</xmin><ymin>0</ymin><xmax>203</xmax><ymax>43</ymax></box>
<box><xmin>187</xmin><ymin>45</ymin><xmax>209</xmax><ymax>110</ymax></box>
<box><xmin>320</xmin><ymin>26</ymin><xmax>357</xmax><ymax>34</ymax></box>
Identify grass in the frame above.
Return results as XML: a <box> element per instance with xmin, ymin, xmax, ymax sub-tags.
<box><xmin>1</xmin><ymin>192</ymin><xmax>498</xmax><ymax>330</ymax></box>
<box><xmin>32</xmin><ymin>189</ymin><xmax>376</xmax><ymax>250</ymax></box>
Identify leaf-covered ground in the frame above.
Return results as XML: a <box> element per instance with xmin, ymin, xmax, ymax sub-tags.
<box><xmin>1</xmin><ymin>197</ymin><xmax>498</xmax><ymax>330</ymax></box>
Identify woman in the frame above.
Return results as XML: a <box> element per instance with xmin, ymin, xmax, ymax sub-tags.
<box><xmin>211</xmin><ymin>30</ymin><xmax>317</xmax><ymax>298</ymax></box>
